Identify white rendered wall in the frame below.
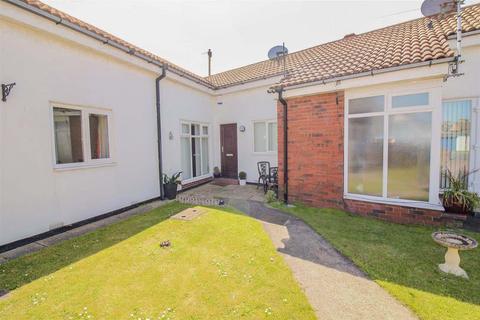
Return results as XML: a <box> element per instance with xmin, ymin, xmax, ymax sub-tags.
<box><xmin>213</xmin><ymin>86</ymin><xmax>278</xmax><ymax>183</ymax></box>
<box><xmin>0</xmin><ymin>15</ymin><xmax>212</xmax><ymax>245</ymax></box>
<box><xmin>160</xmin><ymin>78</ymin><xmax>215</xmax><ymax>183</ymax></box>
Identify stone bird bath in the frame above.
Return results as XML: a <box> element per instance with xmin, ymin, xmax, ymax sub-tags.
<box><xmin>432</xmin><ymin>231</ymin><xmax>477</xmax><ymax>279</ymax></box>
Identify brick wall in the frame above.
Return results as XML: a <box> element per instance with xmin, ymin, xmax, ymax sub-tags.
<box><xmin>277</xmin><ymin>91</ymin><xmax>464</xmax><ymax>227</ymax></box>
<box><xmin>278</xmin><ymin>91</ymin><xmax>345</xmax><ymax>208</ymax></box>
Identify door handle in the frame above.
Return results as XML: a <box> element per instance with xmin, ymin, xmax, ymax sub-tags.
<box><xmin>226</xmin><ymin>153</ymin><xmax>233</xmax><ymax>157</ymax></box>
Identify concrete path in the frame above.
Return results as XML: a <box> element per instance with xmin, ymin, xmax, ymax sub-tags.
<box><xmin>229</xmin><ymin>199</ymin><xmax>417</xmax><ymax>320</ymax></box>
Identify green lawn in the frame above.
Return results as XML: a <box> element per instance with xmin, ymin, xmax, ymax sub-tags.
<box><xmin>273</xmin><ymin>202</ymin><xmax>480</xmax><ymax>320</ymax></box>
<box><xmin>0</xmin><ymin>202</ymin><xmax>315</xmax><ymax>320</ymax></box>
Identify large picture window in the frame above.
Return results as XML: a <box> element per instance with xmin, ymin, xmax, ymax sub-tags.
<box><xmin>180</xmin><ymin>121</ymin><xmax>210</xmax><ymax>180</ymax></box>
<box><xmin>254</xmin><ymin>120</ymin><xmax>277</xmax><ymax>152</ymax></box>
<box><xmin>346</xmin><ymin>92</ymin><xmax>434</xmax><ymax>202</ymax></box>
<box><xmin>52</xmin><ymin>104</ymin><xmax>112</xmax><ymax>167</ymax></box>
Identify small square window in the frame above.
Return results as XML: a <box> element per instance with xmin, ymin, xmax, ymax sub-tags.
<box><xmin>392</xmin><ymin>93</ymin><xmax>429</xmax><ymax>108</ymax></box>
<box><xmin>191</xmin><ymin>124</ymin><xmax>200</xmax><ymax>136</ymax></box>
<box><xmin>181</xmin><ymin>124</ymin><xmax>190</xmax><ymax>134</ymax></box>
<box><xmin>202</xmin><ymin>126</ymin><xmax>208</xmax><ymax>135</ymax></box>
<box><xmin>349</xmin><ymin>96</ymin><xmax>384</xmax><ymax>114</ymax></box>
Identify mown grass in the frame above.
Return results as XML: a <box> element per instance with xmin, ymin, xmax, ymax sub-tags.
<box><xmin>273</xmin><ymin>202</ymin><xmax>480</xmax><ymax>320</ymax></box>
<box><xmin>0</xmin><ymin>202</ymin><xmax>315</xmax><ymax>320</ymax></box>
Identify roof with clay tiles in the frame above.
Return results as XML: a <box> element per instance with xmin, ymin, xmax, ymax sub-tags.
<box><xmin>10</xmin><ymin>1</ymin><xmax>480</xmax><ymax>89</ymax></box>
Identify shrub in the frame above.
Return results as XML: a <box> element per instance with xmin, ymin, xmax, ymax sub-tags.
<box><xmin>265</xmin><ymin>190</ymin><xmax>277</xmax><ymax>203</ymax></box>
<box><xmin>442</xmin><ymin>169</ymin><xmax>480</xmax><ymax>214</ymax></box>
<box><xmin>163</xmin><ymin>171</ymin><xmax>182</xmax><ymax>185</ymax></box>
<box><xmin>238</xmin><ymin>171</ymin><xmax>247</xmax><ymax>180</ymax></box>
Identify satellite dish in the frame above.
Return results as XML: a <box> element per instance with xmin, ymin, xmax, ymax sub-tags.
<box><xmin>268</xmin><ymin>45</ymin><xmax>288</xmax><ymax>60</ymax></box>
<box><xmin>421</xmin><ymin>0</ymin><xmax>457</xmax><ymax>17</ymax></box>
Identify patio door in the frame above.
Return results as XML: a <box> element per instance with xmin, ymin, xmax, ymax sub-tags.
<box><xmin>220</xmin><ymin>123</ymin><xmax>238</xmax><ymax>178</ymax></box>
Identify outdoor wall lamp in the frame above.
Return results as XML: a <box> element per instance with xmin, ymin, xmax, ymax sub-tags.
<box><xmin>239</xmin><ymin>125</ymin><xmax>246</xmax><ymax>132</ymax></box>
<box><xmin>169</xmin><ymin>131</ymin><xmax>174</xmax><ymax>140</ymax></box>
<box><xmin>2</xmin><ymin>83</ymin><xmax>16</xmax><ymax>102</ymax></box>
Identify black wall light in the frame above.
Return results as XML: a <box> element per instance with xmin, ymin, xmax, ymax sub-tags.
<box><xmin>2</xmin><ymin>83</ymin><xmax>16</xmax><ymax>102</ymax></box>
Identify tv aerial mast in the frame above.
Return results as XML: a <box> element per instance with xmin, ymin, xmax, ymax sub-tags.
<box><xmin>421</xmin><ymin>0</ymin><xmax>465</xmax><ymax>80</ymax></box>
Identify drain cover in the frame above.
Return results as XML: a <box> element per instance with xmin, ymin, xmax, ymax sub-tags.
<box><xmin>171</xmin><ymin>207</ymin><xmax>207</xmax><ymax>221</ymax></box>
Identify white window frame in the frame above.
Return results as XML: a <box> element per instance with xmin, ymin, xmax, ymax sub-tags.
<box><xmin>344</xmin><ymin>87</ymin><xmax>443</xmax><ymax>210</ymax></box>
<box><xmin>253</xmin><ymin>120</ymin><xmax>277</xmax><ymax>153</ymax></box>
<box><xmin>50</xmin><ymin>102</ymin><xmax>114</xmax><ymax>170</ymax></box>
<box><xmin>441</xmin><ymin>97</ymin><xmax>479</xmax><ymax>193</ymax></box>
<box><xmin>179</xmin><ymin>120</ymin><xmax>211</xmax><ymax>183</ymax></box>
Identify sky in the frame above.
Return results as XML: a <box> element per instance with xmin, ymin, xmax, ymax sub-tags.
<box><xmin>42</xmin><ymin>0</ymin><xmax>480</xmax><ymax>77</ymax></box>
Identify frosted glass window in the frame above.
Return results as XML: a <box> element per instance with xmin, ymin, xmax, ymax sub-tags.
<box><xmin>181</xmin><ymin>137</ymin><xmax>191</xmax><ymax>179</ymax></box>
<box><xmin>268</xmin><ymin>122</ymin><xmax>278</xmax><ymax>152</ymax></box>
<box><xmin>53</xmin><ymin>107</ymin><xmax>83</xmax><ymax>164</ymax></box>
<box><xmin>201</xmin><ymin>137</ymin><xmax>209</xmax><ymax>175</ymax></box>
<box><xmin>392</xmin><ymin>93</ymin><xmax>429</xmax><ymax>108</ymax></box>
<box><xmin>254</xmin><ymin>122</ymin><xmax>267</xmax><ymax>152</ymax></box>
<box><xmin>440</xmin><ymin>100</ymin><xmax>472</xmax><ymax>188</ymax></box>
<box><xmin>388</xmin><ymin>112</ymin><xmax>432</xmax><ymax>201</ymax></box>
<box><xmin>89</xmin><ymin>114</ymin><xmax>109</xmax><ymax>159</ymax></box>
<box><xmin>348</xmin><ymin>116</ymin><xmax>384</xmax><ymax>196</ymax></box>
<box><xmin>349</xmin><ymin>96</ymin><xmax>384</xmax><ymax>114</ymax></box>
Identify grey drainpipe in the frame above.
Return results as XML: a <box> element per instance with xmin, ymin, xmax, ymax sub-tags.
<box><xmin>276</xmin><ymin>87</ymin><xmax>288</xmax><ymax>204</ymax></box>
<box><xmin>156</xmin><ymin>66</ymin><xmax>167</xmax><ymax>200</ymax></box>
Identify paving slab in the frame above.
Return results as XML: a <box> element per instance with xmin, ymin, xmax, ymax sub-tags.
<box><xmin>229</xmin><ymin>199</ymin><xmax>417</xmax><ymax>320</ymax></box>
<box><xmin>181</xmin><ymin>183</ymin><xmax>265</xmax><ymax>202</ymax></box>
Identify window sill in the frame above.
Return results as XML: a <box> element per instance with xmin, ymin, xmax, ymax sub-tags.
<box><xmin>343</xmin><ymin>194</ymin><xmax>444</xmax><ymax>211</ymax></box>
<box><xmin>54</xmin><ymin>161</ymin><xmax>117</xmax><ymax>172</ymax></box>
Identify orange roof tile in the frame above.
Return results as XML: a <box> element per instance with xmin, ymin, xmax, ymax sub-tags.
<box><xmin>206</xmin><ymin>3</ymin><xmax>480</xmax><ymax>88</ymax></box>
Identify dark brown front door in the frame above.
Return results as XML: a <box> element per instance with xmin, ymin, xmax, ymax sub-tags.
<box><xmin>220</xmin><ymin>123</ymin><xmax>238</xmax><ymax>178</ymax></box>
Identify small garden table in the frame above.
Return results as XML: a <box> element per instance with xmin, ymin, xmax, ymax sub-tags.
<box><xmin>432</xmin><ymin>231</ymin><xmax>477</xmax><ymax>279</ymax></box>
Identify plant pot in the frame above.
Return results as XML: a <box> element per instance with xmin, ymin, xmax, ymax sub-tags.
<box><xmin>213</xmin><ymin>173</ymin><xmax>221</xmax><ymax>178</ymax></box>
<box><xmin>442</xmin><ymin>197</ymin><xmax>471</xmax><ymax>215</ymax></box>
<box><xmin>239</xmin><ymin>179</ymin><xmax>246</xmax><ymax>186</ymax></box>
<box><xmin>443</xmin><ymin>202</ymin><xmax>471</xmax><ymax>215</ymax></box>
<box><xmin>164</xmin><ymin>183</ymin><xmax>178</xmax><ymax>200</ymax></box>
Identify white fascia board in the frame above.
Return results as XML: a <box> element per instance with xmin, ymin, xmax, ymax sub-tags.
<box><xmin>284</xmin><ymin>62</ymin><xmax>449</xmax><ymax>99</ymax></box>
<box><xmin>447</xmin><ymin>32</ymin><xmax>480</xmax><ymax>50</ymax></box>
<box><xmin>165</xmin><ymin>72</ymin><xmax>215</xmax><ymax>94</ymax></box>
<box><xmin>213</xmin><ymin>76</ymin><xmax>283</xmax><ymax>96</ymax></box>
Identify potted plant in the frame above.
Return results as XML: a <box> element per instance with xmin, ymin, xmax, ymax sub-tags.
<box><xmin>213</xmin><ymin>166</ymin><xmax>221</xmax><ymax>178</ymax></box>
<box><xmin>441</xmin><ymin>169</ymin><xmax>480</xmax><ymax>215</ymax></box>
<box><xmin>163</xmin><ymin>171</ymin><xmax>182</xmax><ymax>200</ymax></box>
<box><xmin>238</xmin><ymin>171</ymin><xmax>247</xmax><ymax>186</ymax></box>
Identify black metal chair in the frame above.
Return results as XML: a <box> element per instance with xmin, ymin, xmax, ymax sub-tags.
<box><xmin>257</xmin><ymin>161</ymin><xmax>270</xmax><ymax>189</ymax></box>
<box><xmin>265</xmin><ymin>166</ymin><xmax>279</xmax><ymax>194</ymax></box>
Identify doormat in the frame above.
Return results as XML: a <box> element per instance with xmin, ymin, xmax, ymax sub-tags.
<box><xmin>171</xmin><ymin>207</ymin><xmax>207</xmax><ymax>221</ymax></box>
<box><xmin>177</xmin><ymin>195</ymin><xmax>226</xmax><ymax>206</ymax></box>
<box><xmin>211</xmin><ymin>178</ymin><xmax>238</xmax><ymax>186</ymax></box>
